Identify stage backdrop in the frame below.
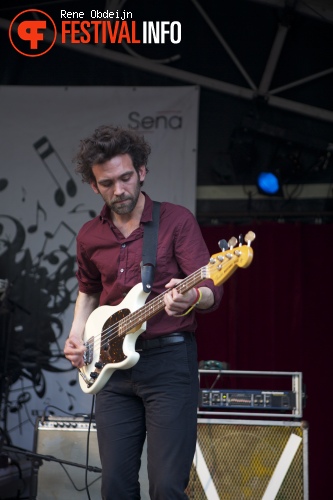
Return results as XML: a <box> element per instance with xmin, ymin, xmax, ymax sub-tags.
<box><xmin>0</xmin><ymin>85</ymin><xmax>199</xmax><ymax>450</ymax></box>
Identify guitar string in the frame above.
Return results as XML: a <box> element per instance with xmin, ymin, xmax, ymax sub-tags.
<box><xmin>86</xmin><ymin>268</ymin><xmax>206</xmax><ymax>359</ymax></box>
<box><xmin>89</xmin><ymin>250</ymin><xmax>244</xmax><ymax>360</ymax></box>
<box><xmin>86</xmin><ymin>251</ymin><xmax>242</xmax><ymax>362</ymax></box>
<box><xmin>98</xmin><ymin>270</ymin><xmax>202</xmax><ymax>348</ymax></box>
<box><xmin>86</xmin><ymin>248</ymin><xmax>244</xmax><ymax>361</ymax></box>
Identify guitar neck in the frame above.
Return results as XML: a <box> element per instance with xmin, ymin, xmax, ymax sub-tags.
<box><xmin>120</xmin><ymin>266</ymin><xmax>208</xmax><ymax>334</ymax></box>
<box><xmin>117</xmin><ymin>238</ymin><xmax>255</xmax><ymax>336</ymax></box>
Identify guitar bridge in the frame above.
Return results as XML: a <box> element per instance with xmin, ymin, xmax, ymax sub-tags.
<box><xmin>78</xmin><ymin>369</ymin><xmax>92</xmax><ymax>386</ymax></box>
<box><xmin>83</xmin><ymin>337</ymin><xmax>94</xmax><ymax>365</ymax></box>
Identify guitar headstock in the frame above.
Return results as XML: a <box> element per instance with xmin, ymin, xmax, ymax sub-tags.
<box><xmin>207</xmin><ymin>232</ymin><xmax>255</xmax><ymax>286</ymax></box>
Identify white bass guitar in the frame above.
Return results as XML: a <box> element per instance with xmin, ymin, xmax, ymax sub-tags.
<box><xmin>78</xmin><ymin>233</ymin><xmax>255</xmax><ymax>394</ymax></box>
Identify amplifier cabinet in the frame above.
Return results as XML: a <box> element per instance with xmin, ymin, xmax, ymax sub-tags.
<box><xmin>34</xmin><ymin>417</ymin><xmax>102</xmax><ymax>500</ymax></box>
<box><xmin>186</xmin><ymin>418</ymin><xmax>309</xmax><ymax>500</ymax></box>
<box><xmin>35</xmin><ymin>417</ymin><xmax>308</xmax><ymax>499</ymax></box>
<box><xmin>34</xmin><ymin>416</ymin><xmax>149</xmax><ymax>500</ymax></box>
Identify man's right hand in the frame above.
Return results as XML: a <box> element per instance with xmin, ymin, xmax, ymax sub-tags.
<box><xmin>64</xmin><ymin>291</ymin><xmax>100</xmax><ymax>368</ymax></box>
<box><xmin>64</xmin><ymin>335</ymin><xmax>86</xmax><ymax>368</ymax></box>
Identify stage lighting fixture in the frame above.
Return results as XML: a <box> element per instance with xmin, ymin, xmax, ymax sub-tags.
<box><xmin>257</xmin><ymin>171</ymin><xmax>281</xmax><ymax>195</ymax></box>
<box><xmin>256</xmin><ymin>141</ymin><xmax>301</xmax><ymax>196</ymax></box>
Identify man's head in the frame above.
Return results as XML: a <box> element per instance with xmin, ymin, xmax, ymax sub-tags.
<box><xmin>90</xmin><ymin>154</ymin><xmax>146</xmax><ymax>215</ymax></box>
<box><xmin>74</xmin><ymin>125</ymin><xmax>151</xmax><ymax>185</ymax></box>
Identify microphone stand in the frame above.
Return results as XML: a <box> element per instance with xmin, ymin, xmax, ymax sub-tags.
<box><xmin>2</xmin><ymin>443</ymin><xmax>102</xmax><ymax>500</ymax></box>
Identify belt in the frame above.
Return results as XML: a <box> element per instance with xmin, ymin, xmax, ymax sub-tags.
<box><xmin>135</xmin><ymin>332</ymin><xmax>193</xmax><ymax>351</ymax></box>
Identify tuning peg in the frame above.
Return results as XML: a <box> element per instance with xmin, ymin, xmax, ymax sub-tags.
<box><xmin>244</xmin><ymin>231</ymin><xmax>256</xmax><ymax>246</ymax></box>
<box><xmin>228</xmin><ymin>236</ymin><xmax>238</xmax><ymax>249</ymax></box>
<box><xmin>218</xmin><ymin>239</ymin><xmax>229</xmax><ymax>251</ymax></box>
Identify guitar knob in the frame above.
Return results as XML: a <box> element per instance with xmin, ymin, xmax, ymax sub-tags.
<box><xmin>218</xmin><ymin>239</ymin><xmax>229</xmax><ymax>251</ymax></box>
<box><xmin>95</xmin><ymin>362</ymin><xmax>103</xmax><ymax>369</ymax></box>
<box><xmin>228</xmin><ymin>236</ymin><xmax>238</xmax><ymax>249</ymax></box>
<box><xmin>90</xmin><ymin>372</ymin><xmax>98</xmax><ymax>379</ymax></box>
<box><xmin>245</xmin><ymin>231</ymin><xmax>256</xmax><ymax>246</ymax></box>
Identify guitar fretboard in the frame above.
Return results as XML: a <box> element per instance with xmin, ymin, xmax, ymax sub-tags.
<box><xmin>118</xmin><ymin>266</ymin><xmax>208</xmax><ymax>336</ymax></box>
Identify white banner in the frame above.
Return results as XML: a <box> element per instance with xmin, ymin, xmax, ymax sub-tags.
<box><xmin>0</xmin><ymin>85</ymin><xmax>199</xmax><ymax>450</ymax></box>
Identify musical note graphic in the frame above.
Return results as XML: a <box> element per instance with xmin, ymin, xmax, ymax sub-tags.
<box><xmin>33</xmin><ymin>136</ymin><xmax>77</xmax><ymax>206</ymax></box>
<box><xmin>44</xmin><ymin>221</ymin><xmax>76</xmax><ymax>253</ymax></box>
<box><xmin>28</xmin><ymin>201</ymin><xmax>47</xmax><ymax>233</ymax></box>
<box><xmin>36</xmin><ymin>221</ymin><xmax>76</xmax><ymax>269</ymax></box>
<box><xmin>9</xmin><ymin>392</ymin><xmax>32</xmax><ymax>413</ymax></box>
<box><xmin>69</xmin><ymin>203</ymin><xmax>97</xmax><ymax>218</ymax></box>
<box><xmin>0</xmin><ymin>178</ymin><xmax>8</xmax><ymax>192</ymax></box>
<box><xmin>56</xmin><ymin>381</ymin><xmax>63</xmax><ymax>392</ymax></box>
<box><xmin>66</xmin><ymin>391</ymin><xmax>76</xmax><ymax>411</ymax></box>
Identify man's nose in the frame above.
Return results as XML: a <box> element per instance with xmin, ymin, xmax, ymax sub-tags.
<box><xmin>113</xmin><ymin>181</ymin><xmax>124</xmax><ymax>196</ymax></box>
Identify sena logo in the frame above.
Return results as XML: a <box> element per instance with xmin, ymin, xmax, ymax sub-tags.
<box><xmin>9</xmin><ymin>9</ymin><xmax>57</xmax><ymax>57</ymax></box>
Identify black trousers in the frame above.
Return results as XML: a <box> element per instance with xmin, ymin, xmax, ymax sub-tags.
<box><xmin>95</xmin><ymin>334</ymin><xmax>199</xmax><ymax>500</ymax></box>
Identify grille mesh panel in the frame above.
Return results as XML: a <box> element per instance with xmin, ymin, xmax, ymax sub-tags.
<box><xmin>186</xmin><ymin>420</ymin><xmax>307</xmax><ymax>500</ymax></box>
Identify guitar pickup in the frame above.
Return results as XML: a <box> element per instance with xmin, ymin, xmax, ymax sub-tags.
<box><xmin>83</xmin><ymin>337</ymin><xmax>94</xmax><ymax>365</ymax></box>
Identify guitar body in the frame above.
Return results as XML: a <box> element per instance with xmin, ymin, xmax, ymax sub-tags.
<box><xmin>78</xmin><ymin>283</ymin><xmax>150</xmax><ymax>394</ymax></box>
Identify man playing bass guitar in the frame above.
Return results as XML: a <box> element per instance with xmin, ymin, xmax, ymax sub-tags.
<box><xmin>64</xmin><ymin>125</ymin><xmax>224</xmax><ymax>500</ymax></box>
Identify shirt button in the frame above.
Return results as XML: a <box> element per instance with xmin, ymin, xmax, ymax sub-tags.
<box><xmin>121</xmin><ymin>243</ymin><xmax>126</xmax><ymax>248</ymax></box>
<box><xmin>120</xmin><ymin>269</ymin><xmax>124</xmax><ymax>273</ymax></box>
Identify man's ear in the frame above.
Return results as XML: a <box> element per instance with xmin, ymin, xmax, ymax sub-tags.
<box><xmin>138</xmin><ymin>165</ymin><xmax>147</xmax><ymax>183</ymax></box>
<box><xmin>90</xmin><ymin>181</ymin><xmax>99</xmax><ymax>194</ymax></box>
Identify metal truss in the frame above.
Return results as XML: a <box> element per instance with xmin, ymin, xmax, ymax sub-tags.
<box><xmin>1</xmin><ymin>0</ymin><xmax>333</xmax><ymax>123</ymax></box>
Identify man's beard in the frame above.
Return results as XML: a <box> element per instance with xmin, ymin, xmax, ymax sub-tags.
<box><xmin>108</xmin><ymin>181</ymin><xmax>141</xmax><ymax>215</ymax></box>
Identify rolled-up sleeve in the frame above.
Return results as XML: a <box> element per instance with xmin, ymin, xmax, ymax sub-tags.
<box><xmin>76</xmin><ymin>238</ymin><xmax>103</xmax><ymax>295</ymax></box>
<box><xmin>168</xmin><ymin>205</ymin><xmax>224</xmax><ymax>312</ymax></box>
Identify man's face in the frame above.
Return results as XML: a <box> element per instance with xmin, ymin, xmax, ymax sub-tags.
<box><xmin>90</xmin><ymin>154</ymin><xmax>146</xmax><ymax>215</ymax></box>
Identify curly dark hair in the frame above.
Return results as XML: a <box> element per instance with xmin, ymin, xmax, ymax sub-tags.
<box><xmin>74</xmin><ymin>125</ymin><xmax>151</xmax><ymax>184</ymax></box>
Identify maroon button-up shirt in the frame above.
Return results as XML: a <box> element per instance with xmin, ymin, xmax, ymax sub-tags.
<box><xmin>76</xmin><ymin>193</ymin><xmax>223</xmax><ymax>339</ymax></box>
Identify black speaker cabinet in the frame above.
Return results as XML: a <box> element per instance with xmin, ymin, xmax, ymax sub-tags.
<box><xmin>34</xmin><ymin>416</ymin><xmax>149</xmax><ymax>500</ymax></box>
<box><xmin>186</xmin><ymin>418</ymin><xmax>309</xmax><ymax>500</ymax></box>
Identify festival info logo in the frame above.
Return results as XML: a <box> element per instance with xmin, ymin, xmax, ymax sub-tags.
<box><xmin>9</xmin><ymin>9</ymin><xmax>57</xmax><ymax>57</ymax></box>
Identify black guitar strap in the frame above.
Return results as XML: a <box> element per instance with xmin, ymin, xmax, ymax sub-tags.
<box><xmin>141</xmin><ymin>201</ymin><xmax>161</xmax><ymax>293</ymax></box>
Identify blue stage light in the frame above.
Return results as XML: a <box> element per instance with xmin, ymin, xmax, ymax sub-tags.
<box><xmin>257</xmin><ymin>172</ymin><xmax>280</xmax><ymax>195</ymax></box>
